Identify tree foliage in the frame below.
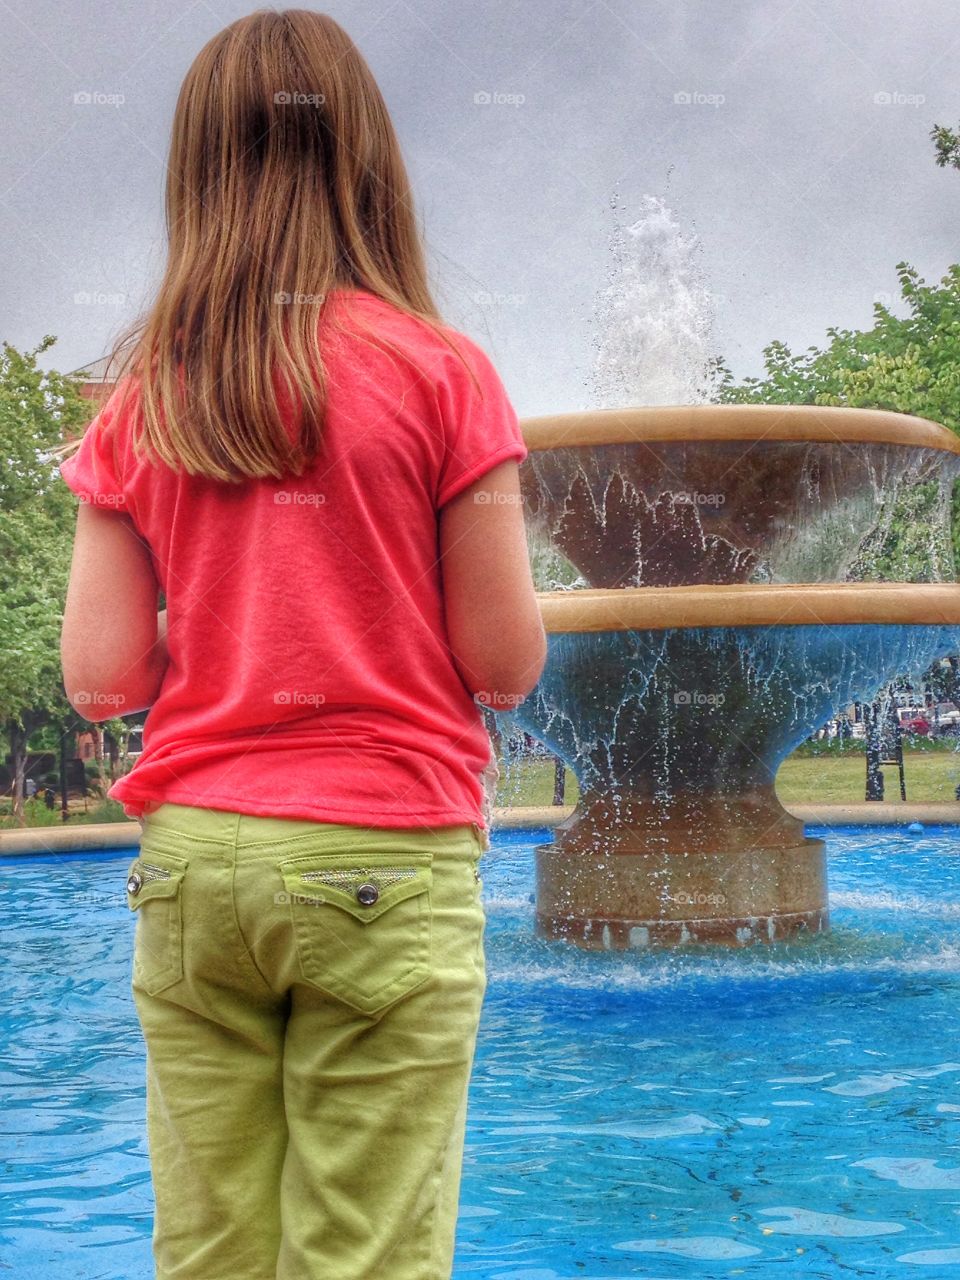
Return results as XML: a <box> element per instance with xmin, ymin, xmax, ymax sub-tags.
<box><xmin>0</xmin><ymin>337</ymin><xmax>89</xmax><ymax>820</ymax></box>
<box><xmin>931</xmin><ymin>123</ymin><xmax>960</xmax><ymax>173</ymax></box>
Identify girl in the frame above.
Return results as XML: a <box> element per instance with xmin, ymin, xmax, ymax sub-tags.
<box><xmin>58</xmin><ymin>10</ymin><xmax>546</xmax><ymax>1279</ymax></box>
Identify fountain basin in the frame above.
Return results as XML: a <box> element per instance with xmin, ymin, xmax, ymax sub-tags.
<box><xmin>9</xmin><ymin>827</ymin><xmax>960</xmax><ymax>1274</ymax></box>
<box><xmin>521</xmin><ymin>405</ymin><xmax>960</xmax><ymax>586</ymax></box>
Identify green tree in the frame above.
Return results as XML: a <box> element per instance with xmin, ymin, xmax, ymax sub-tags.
<box><xmin>0</xmin><ymin>337</ymin><xmax>89</xmax><ymax>823</ymax></box>
<box><xmin>931</xmin><ymin>123</ymin><xmax>960</xmax><ymax>172</ymax></box>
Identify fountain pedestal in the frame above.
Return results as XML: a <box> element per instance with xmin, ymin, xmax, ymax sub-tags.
<box><xmin>538</xmin><ymin>787</ymin><xmax>826</xmax><ymax>948</ymax></box>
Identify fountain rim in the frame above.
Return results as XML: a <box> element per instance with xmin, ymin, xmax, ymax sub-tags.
<box><xmin>520</xmin><ymin>404</ymin><xmax>960</xmax><ymax>455</ymax></box>
<box><xmin>536</xmin><ymin>582</ymin><xmax>960</xmax><ymax>633</ymax></box>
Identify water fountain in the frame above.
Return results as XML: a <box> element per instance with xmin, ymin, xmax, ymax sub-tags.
<box><xmin>507</xmin><ymin>197</ymin><xmax>960</xmax><ymax>949</ymax></box>
<box><xmin>512</xmin><ymin>404</ymin><xmax>960</xmax><ymax>948</ymax></box>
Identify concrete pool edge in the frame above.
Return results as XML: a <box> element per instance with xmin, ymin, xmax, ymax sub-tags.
<box><xmin>1</xmin><ymin>802</ymin><xmax>958</xmax><ymax>855</ymax></box>
<box><xmin>493</xmin><ymin>804</ymin><xmax>960</xmax><ymax>829</ymax></box>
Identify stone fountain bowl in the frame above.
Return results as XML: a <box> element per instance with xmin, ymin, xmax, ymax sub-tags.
<box><xmin>511</xmin><ymin>583</ymin><xmax>960</xmax><ymax>949</ymax></box>
<box><xmin>520</xmin><ymin>405</ymin><xmax>960</xmax><ymax>587</ymax></box>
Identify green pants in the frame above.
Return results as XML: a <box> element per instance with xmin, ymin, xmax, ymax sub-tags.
<box><xmin>125</xmin><ymin>803</ymin><xmax>488</xmax><ymax>1279</ymax></box>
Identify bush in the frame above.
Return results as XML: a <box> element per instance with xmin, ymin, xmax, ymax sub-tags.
<box><xmin>73</xmin><ymin>798</ymin><xmax>132</xmax><ymax>825</ymax></box>
<box><xmin>0</xmin><ymin>797</ymin><xmax>63</xmax><ymax>829</ymax></box>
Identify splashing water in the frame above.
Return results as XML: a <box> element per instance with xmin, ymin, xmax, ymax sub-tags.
<box><xmin>515</xmin><ymin>623</ymin><xmax>960</xmax><ymax>799</ymax></box>
<box><xmin>588</xmin><ymin>192</ymin><xmax>722</xmax><ymax>409</ymax></box>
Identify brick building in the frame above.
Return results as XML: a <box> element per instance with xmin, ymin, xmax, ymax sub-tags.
<box><xmin>70</xmin><ymin>353</ymin><xmax>115</xmax><ymax>409</ymax></box>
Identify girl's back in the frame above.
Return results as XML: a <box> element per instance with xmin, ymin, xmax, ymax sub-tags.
<box><xmin>61</xmin><ymin>286</ymin><xmax>528</xmax><ymax>828</ymax></box>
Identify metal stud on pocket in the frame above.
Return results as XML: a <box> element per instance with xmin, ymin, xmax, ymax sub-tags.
<box><xmin>356</xmin><ymin>882</ymin><xmax>380</xmax><ymax>906</ymax></box>
<box><xmin>127</xmin><ymin>860</ymin><xmax>172</xmax><ymax>897</ymax></box>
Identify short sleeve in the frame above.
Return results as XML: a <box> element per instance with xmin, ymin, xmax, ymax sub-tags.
<box><xmin>58</xmin><ymin>379</ymin><xmax>135</xmax><ymax>513</ymax></box>
<box><xmin>435</xmin><ymin>335</ymin><xmax>528</xmax><ymax>508</ymax></box>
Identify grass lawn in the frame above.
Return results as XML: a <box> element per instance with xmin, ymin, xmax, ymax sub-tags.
<box><xmin>494</xmin><ymin>749</ymin><xmax>960</xmax><ymax>808</ymax></box>
<box><xmin>775</xmin><ymin>752</ymin><xmax>960</xmax><ymax>805</ymax></box>
<box><xmin>4</xmin><ymin>750</ymin><xmax>959</xmax><ymax>829</ymax></box>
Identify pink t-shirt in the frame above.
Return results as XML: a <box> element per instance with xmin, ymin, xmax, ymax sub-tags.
<box><xmin>59</xmin><ymin>289</ymin><xmax>528</xmax><ymax>831</ymax></box>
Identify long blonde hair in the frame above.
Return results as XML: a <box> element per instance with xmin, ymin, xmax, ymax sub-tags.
<box><xmin>73</xmin><ymin>8</ymin><xmax>477</xmax><ymax>483</ymax></box>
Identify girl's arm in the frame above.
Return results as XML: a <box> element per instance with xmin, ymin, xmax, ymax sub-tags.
<box><xmin>439</xmin><ymin>459</ymin><xmax>547</xmax><ymax>710</ymax></box>
<box><xmin>61</xmin><ymin>504</ymin><xmax>168</xmax><ymax>721</ymax></box>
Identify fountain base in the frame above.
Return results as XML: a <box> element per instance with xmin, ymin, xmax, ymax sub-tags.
<box><xmin>534</xmin><ymin>790</ymin><xmax>829</xmax><ymax>948</ymax></box>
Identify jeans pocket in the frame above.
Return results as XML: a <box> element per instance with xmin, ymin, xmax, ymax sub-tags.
<box><xmin>125</xmin><ymin>847</ymin><xmax>188</xmax><ymax>996</ymax></box>
<box><xmin>277</xmin><ymin>850</ymin><xmax>433</xmax><ymax>1015</ymax></box>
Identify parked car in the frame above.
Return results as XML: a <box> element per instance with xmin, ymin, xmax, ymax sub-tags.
<box><xmin>930</xmin><ymin>702</ymin><xmax>960</xmax><ymax>735</ymax></box>
<box><xmin>900</xmin><ymin>713</ymin><xmax>931</xmax><ymax>737</ymax></box>
<box><xmin>897</xmin><ymin>702</ymin><xmax>960</xmax><ymax>737</ymax></box>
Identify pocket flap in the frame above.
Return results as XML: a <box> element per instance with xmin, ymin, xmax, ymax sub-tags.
<box><xmin>278</xmin><ymin>852</ymin><xmax>432</xmax><ymax>923</ymax></box>
<box><xmin>125</xmin><ymin>851</ymin><xmax>188</xmax><ymax>910</ymax></box>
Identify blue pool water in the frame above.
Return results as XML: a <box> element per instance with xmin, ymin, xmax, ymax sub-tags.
<box><xmin>3</xmin><ymin>825</ymin><xmax>960</xmax><ymax>1278</ymax></box>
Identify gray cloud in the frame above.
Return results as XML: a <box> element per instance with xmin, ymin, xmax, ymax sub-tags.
<box><xmin>2</xmin><ymin>0</ymin><xmax>959</xmax><ymax>415</ymax></box>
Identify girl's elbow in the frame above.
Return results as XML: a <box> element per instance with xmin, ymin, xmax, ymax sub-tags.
<box><xmin>64</xmin><ymin>673</ymin><xmax>130</xmax><ymax>721</ymax></box>
<box><xmin>513</xmin><ymin>628</ymin><xmax>548</xmax><ymax>697</ymax></box>
<box><xmin>62</xmin><ymin>656</ymin><xmax>165</xmax><ymax>721</ymax></box>
<box><xmin>67</xmin><ymin>695</ymin><xmax>116</xmax><ymax>722</ymax></box>
<box><xmin>469</xmin><ymin>631</ymin><xmax>548</xmax><ymax>711</ymax></box>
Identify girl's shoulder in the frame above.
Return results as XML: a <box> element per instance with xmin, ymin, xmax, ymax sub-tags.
<box><xmin>336</xmin><ymin>289</ymin><xmax>485</xmax><ymax>354</ymax></box>
<box><xmin>330</xmin><ymin>289</ymin><xmax>499</xmax><ymax>391</ymax></box>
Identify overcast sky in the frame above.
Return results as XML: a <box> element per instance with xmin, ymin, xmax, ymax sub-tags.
<box><xmin>2</xmin><ymin>0</ymin><xmax>959</xmax><ymax>417</ymax></box>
